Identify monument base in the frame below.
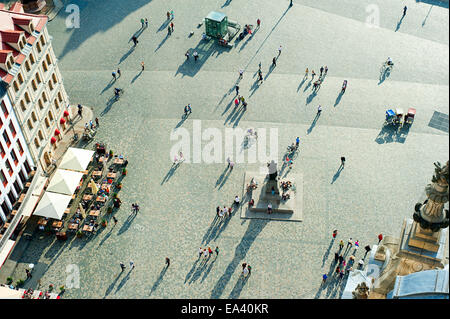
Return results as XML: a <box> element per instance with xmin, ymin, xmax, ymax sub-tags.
<box><xmin>240</xmin><ymin>171</ymin><xmax>303</xmax><ymax>222</ymax></box>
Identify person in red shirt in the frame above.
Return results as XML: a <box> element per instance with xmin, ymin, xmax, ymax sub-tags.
<box><xmin>257</xmin><ymin>18</ymin><xmax>261</xmax><ymax>29</ymax></box>
<box><xmin>378</xmin><ymin>233</ymin><xmax>383</xmax><ymax>243</ymax></box>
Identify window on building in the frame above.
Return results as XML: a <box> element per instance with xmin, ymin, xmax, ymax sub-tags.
<box><xmin>38</xmin><ymin>130</ymin><xmax>44</xmax><ymax>141</ymax></box>
<box><xmin>40</xmin><ymin>35</ymin><xmax>46</xmax><ymax>47</ymax></box>
<box><xmin>1</xmin><ymin>201</ymin><xmax>10</xmax><ymax>218</ymax></box>
<box><xmin>5</xmin><ymin>159</ymin><xmax>13</xmax><ymax>176</ymax></box>
<box><xmin>1</xmin><ymin>101</ymin><xmax>8</xmax><ymax>118</ymax></box>
<box><xmin>54</xmin><ymin>99</ymin><xmax>59</xmax><ymax>110</ymax></box>
<box><xmin>0</xmin><ymin>117</ymin><xmax>2</xmax><ymax>128</ymax></box>
<box><xmin>25</xmin><ymin>60</ymin><xmax>31</xmax><ymax>72</ymax></box>
<box><xmin>31</xmin><ymin>80</ymin><xmax>37</xmax><ymax>91</ymax></box>
<box><xmin>48</xmin><ymin>80</ymin><xmax>54</xmax><ymax>91</ymax></box>
<box><xmin>13</xmin><ymin>180</ymin><xmax>21</xmax><ymax>194</ymax></box>
<box><xmin>42</xmin><ymin>92</ymin><xmax>48</xmax><ymax>103</ymax></box>
<box><xmin>18</xmin><ymin>169</ymin><xmax>26</xmax><ymax>184</ymax></box>
<box><xmin>58</xmin><ymin>92</ymin><xmax>63</xmax><ymax>102</ymax></box>
<box><xmin>34</xmin><ymin>138</ymin><xmax>40</xmax><ymax>148</ymax></box>
<box><xmin>19</xmin><ymin>41</ymin><xmax>24</xmax><ymax>51</ymax></box>
<box><xmin>31</xmin><ymin>112</ymin><xmax>37</xmax><ymax>122</ymax></box>
<box><xmin>30</xmin><ymin>53</ymin><xmax>35</xmax><ymax>65</ymax></box>
<box><xmin>36</xmin><ymin>73</ymin><xmax>41</xmax><ymax>84</ymax></box>
<box><xmin>23</xmin><ymin>159</ymin><xmax>32</xmax><ymax>174</ymax></box>
<box><xmin>46</xmin><ymin>54</ymin><xmax>52</xmax><ymax>65</ymax></box>
<box><xmin>7</xmin><ymin>190</ymin><xmax>16</xmax><ymax>206</ymax></box>
<box><xmin>48</xmin><ymin>110</ymin><xmax>54</xmax><ymax>121</ymax></box>
<box><xmin>27</xmin><ymin>119</ymin><xmax>33</xmax><ymax>130</ymax></box>
<box><xmin>20</xmin><ymin>100</ymin><xmax>26</xmax><ymax>112</ymax></box>
<box><xmin>25</xmin><ymin>92</ymin><xmax>31</xmax><ymax>104</ymax></box>
<box><xmin>9</xmin><ymin>121</ymin><xmax>17</xmax><ymax>137</ymax></box>
<box><xmin>52</xmin><ymin>73</ymin><xmax>57</xmax><ymax>84</ymax></box>
<box><xmin>0</xmin><ymin>170</ymin><xmax>7</xmax><ymax>186</ymax></box>
<box><xmin>42</xmin><ymin>61</ymin><xmax>48</xmax><ymax>72</ymax></box>
<box><xmin>36</xmin><ymin>41</ymin><xmax>42</xmax><ymax>53</ymax></box>
<box><xmin>2</xmin><ymin>131</ymin><xmax>11</xmax><ymax>148</ymax></box>
<box><xmin>0</xmin><ymin>142</ymin><xmax>5</xmax><ymax>158</ymax></box>
<box><xmin>45</xmin><ymin>117</ymin><xmax>50</xmax><ymax>128</ymax></box>
<box><xmin>13</xmin><ymin>81</ymin><xmax>19</xmax><ymax>92</ymax></box>
<box><xmin>17</xmin><ymin>140</ymin><xmax>24</xmax><ymax>155</ymax></box>
<box><xmin>11</xmin><ymin>149</ymin><xmax>19</xmax><ymax>165</ymax></box>
<box><xmin>18</xmin><ymin>72</ymin><xmax>24</xmax><ymax>84</ymax></box>
<box><xmin>6</xmin><ymin>61</ymin><xmax>12</xmax><ymax>70</ymax></box>
<box><xmin>38</xmin><ymin>99</ymin><xmax>44</xmax><ymax>110</ymax></box>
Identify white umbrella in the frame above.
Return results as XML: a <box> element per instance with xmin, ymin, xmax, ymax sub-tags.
<box><xmin>47</xmin><ymin>169</ymin><xmax>83</xmax><ymax>196</ymax></box>
<box><xmin>33</xmin><ymin>192</ymin><xmax>72</xmax><ymax>220</ymax></box>
<box><xmin>59</xmin><ymin>147</ymin><xmax>94</xmax><ymax>172</ymax></box>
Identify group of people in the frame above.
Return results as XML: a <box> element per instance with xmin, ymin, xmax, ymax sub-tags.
<box><xmin>131</xmin><ymin>203</ymin><xmax>140</xmax><ymax>214</ymax></box>
<box><xmin>216</xmin><ymin>205</ymin><xmax>232</xmax><ymax>218</ymax></box>
<box><xmin>198</xmin><ymin>246</ymin><xmax>219</xmax><ymax>259</ymax></box>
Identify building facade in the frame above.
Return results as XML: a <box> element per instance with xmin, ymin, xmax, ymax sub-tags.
<box><xmin>0</xmin><ymin>1</ymin><xmax>70</xmax><ymax>171</ymax></box>
<box><xmin>0</xmin><ymin>86</ymin><xmax>34</xmax><ymax>227</ymax></box>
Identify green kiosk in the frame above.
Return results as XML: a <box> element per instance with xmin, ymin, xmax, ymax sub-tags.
<box><xmin>205</xmin><ymin>11</ymin><xmax>228</xmax><ymax>39</ymax></box>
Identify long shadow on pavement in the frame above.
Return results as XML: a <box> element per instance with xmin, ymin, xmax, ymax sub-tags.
<box><xmin>117</xmin><ymin>212</ymin><xmax>137</xmax><ymax>235</ymax></box>
<box><xmin>210</xmin><ymin>219</ymin><xmax>268</xmax><ymax>298</ymax></box>
<box><xmin>322</xmin><ymin>238</ymin><xmax>335</xmax><ymax>267</ymax></box>
<box><xmin>228</xmin><ymin>274</ymin><xmax>250</xmax><ymax>298</ymax></box>
<box><xmin>307</xmin><ymin>113</ymin><xmax>320</xmax><ymax>134</ymax></box>
<box><xmin>149</xmin><ymin>266</ymin><xmax>168</xmax><ymax>295</ymax></box>
<box><xmin>104</xmin><ymin>271</ymin><xmax>123</xmax><ymax>298</ymax></box>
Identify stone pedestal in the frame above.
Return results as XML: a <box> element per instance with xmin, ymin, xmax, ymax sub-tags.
<box><xmin>408</xmin><ymin>223</ymin><xmax>441</xmax><ymax>253</ymax></box>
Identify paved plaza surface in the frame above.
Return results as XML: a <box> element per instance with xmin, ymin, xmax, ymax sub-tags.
<box><xmin>8</xmin><ymin>0</ymin><xmax>449</xmax><ymax>298</ymax></box>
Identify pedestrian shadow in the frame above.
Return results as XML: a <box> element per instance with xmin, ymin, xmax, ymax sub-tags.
<box><xmin>220</xmin><ymin>98</ymin><xmax>235</xmax><ymax>116</ymax></box>
<box><xmin>155</xmin><ymin>33</ymin><xmax>170</xmax><ymax>52</ymax></box>
<box><xmin>97</xmin><ymin>225</ymin><xmax>114</xmax><ymax>247</ymax></box>
<box><xmin>115</xmin><ymin>269</ymin><xmax>133</xmax><ymax>293</ymax></box>
<box><xmin>100</xmin><ymin>96</ymin><xmax>118</xmax><ymax>116</ymax></box>
<box><xmin>321</xmin><ymin>238</ymin><xmax>335</xmax><ymax>267</ymax></box>
<box><xmin>378</xmin><ymin>68</ymin><xmax>390</xmax><ymax>85</ymax></box>
<box><xmin>189</xmin><ymin>259</ymin><xmax>209</xmax><ymax>284</ymax></box>
<box><xmin>184</xmin><ymin>258</ymin><xmax>201</xmax><ymax>283</ymax></box>
<box><xmin>307</xmin><ymin>114</ymin><xmax>320</xmax><ymax>134</ymax></box>
<box><xmin>264</xmin><ymin>63</ymin><xmax>275</xmax><ymax>81</ymax></box>
<box><xmin>303</xmin><ymin>79</ymin><xmax>312</xmax><ymax>92</ymax></box>
<box><xmin>228</xmin><ymin>274</ymin><xmax>250</xmax><ymax>298</ymax></box>
<box><xmin>306</xmin><ymin>91</ymin><xmax>317</xmax><ymax>105</ymax></box>
<box><xmin>175</xmin><ymin>114</ymin><xmax>188</xmax><ymax>130</ymax></box>
<box><xmin>129</xmin><ymin>26</ymin><xmax>147</xmax><ymax>42</ymax></box>
<box><xmin>103</xmin><ymin>272</ymin><xmax>123</xmax><ymax>298</ymax></box>
<box><xmin>118</xmin><ymin>46</ymin><xmax>135</xmax><ymax>64</ymax></box>
<box><xmin>334</xmin><ymin>91</ymin><xmax>344</xmax><ymax>107</ymax></box>
<box><xmin>131</xmin><ymin>70</ymin><xmax>143</xmax><ymax>84</ymax></box>
<box><xmin>224</xmin><ymin>106</ymin><xmax>239</xmax><ymax>125</ymax></box>
<box><xmin>249</xmin><ymin>79</ymin><xmax>261</xmax><ymax>98</ymax></box>
<box><xmin>200</xmin><ymin>257</ymin><xmax>218</xmax><ymax>283</ymax></box>
<box><xmin>215</xmin><ymin>167</ymin><xmax>229</xmax><ymax>187</ymax></box>
<box><xmin>232</xmin><ymin>107</ymin><xmax>246</xmax><ymax>128</ymax></box>
<box><xmin>202</xmin><ymin>216</ymin><xmax>222</xmax><ymax>245</ymax></box>
<box><xmin>157</xmin><ymin>19</ymin><xmax>170</xmax><ymax>32</ymax></box>
<box><xmin>117</xmin><ymin>212</ymin><xmax>137</xmax><ymax>235</ymax></box>
<box><xmin>100</xmin><ymin>78</ymin><xmax>116</xmax><ymax>95</ymax></box>
<box><xmin>210</xmin><ymin>219</ymin><xmax>268</xmax><ymax>299</ymax></box>
<box><xmin>297</xmin><ymin>77</ymin><xmax>306</xmax><ymax>92</ymax></box>
<box><xmin>395</xmin><ymin>16</ymin><xmax>405</xmax><ymax>32</ymax></box>
<box><xmin>422</xmin><ymin>5</ymin><xmax>433</xmax><ymax>27</ymax></box>
<box><xmin>217</xmin><ymin>169</ymin><xmax>232</xmax><ymax>190</ymax></box>
<box><xmin>221</xmin><ymin>0</ymin><xmax>232</xmax><ymax>7</ymax></box>
<box><xmin>161</xmin><ymin>162</ymin><xmax>182</xmax><ymax>185</ymax></box>
<box><xmin>149</xmin><ymin>266</ymin><xmax>168</xmax><ymax>295</ymax></box>
<box><xmin>331</xmin><ymin>166</ymin><xmax>343</xmax><ymax>184</ymax></box>
<box><xmin>374</xmin><ymin>124</ymin><xmax>397</xmax><ymax>144</ymax></box>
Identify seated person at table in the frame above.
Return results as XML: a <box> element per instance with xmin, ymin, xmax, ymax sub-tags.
<box><xmin>282</xmin><ymin>193</ymin><xmax>290</xmax><ymax>201</ymax></box>
<box><xmin>267</xmin><ymin>203</ymin><xmax>273</xmax><ymax>214</ymax></box>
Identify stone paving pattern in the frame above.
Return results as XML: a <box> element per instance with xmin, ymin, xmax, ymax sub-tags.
<box><xmin>8</xmin><ymin>0</ymin><xmax>449</xmax><ymax>299</ymax></box>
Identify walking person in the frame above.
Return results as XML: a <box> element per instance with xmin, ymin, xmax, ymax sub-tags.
<box><xmin>215</xmin><ymin>246</ymin><xmax>219</xmax><ymax>256</ymax></box>
<box><xmin>95</xmin><ymin>117</ymin><xmax>99</xmax><ymax>127</ymax></box>
<box><xmin>235</xmin><ymin>85</ymin><xmax>239</xmax><ymax>95</ymax></box>
<box><xmin>324</xmin><ymin>65</ymin><xmax>328</xmax><ymax>75</ymax></box>
<box><xmin>167</xmin><ymin>11</ymin><xmax>171</xmax><ymax>20</ymax></box>
<box><xmin>332</xmin><ymin>229</ymin><xmax>338</xmax><ymax>239</ymax></box>
<box><xmin>256</xmin><ymin>18</ymin><xmax>261</xmax><ymax>29</ymax></box>
<box><xmin>317</xmin><ymin>105</ymin><xmax>322</xmax><ymax>115</ymax></box>
<box><xmin>26</xmin><ymin>269</ymin><xmax>32</xmax><ymax>279</ymax></box>
<box><xmin>202</xmin><ymin>249</ymin><xmax>208</xmax><ymax>259</ymax></box>
<box><xmin>340</xmin><ymin>156</ymin><xmax>346</xmax><ymax>168</ymax></box>
<box><xmin>403</xmin><ymin>6</ymin><xmax>407</xmax><ymax>17</ymax></box>
<box><xmin>239</xmin><ymin>69</ymin><xmax>244</xmax><ymax>79</ymax></box>
<box><xmin>258</xmin><ymin>71</ymin><xmax>263</xmax><ymax>83</ymax></box>
<box><xmin>305</xmin><ymin>68</ymin><xmax>309</xmax><ymax>78</ymax></box>
<box><xmin>272</xmin><ymin>57</ymin><xmax>276</xmax><ymax>67</ymax></box>
<box><xmin>184</xmin><ymin>104</ymin><xmax>192</xmax><ymax>116</ymax></box>
<box><xmin>77</xmin><ymin>104</ymin><xmax>83</xmax><ymax>118</ymax></box>
<box><xmin>234</xmin><ymin>97</ymin><xmax>239</xmax><ymax>108</ymax></box>
<box><xmin>145</xmin><ymin>18</ymin><xmax>148</xmax><ymax>27</ymax></box>
<box><xmin>338</xmin><ymin>255</ymin><xmax>344</xmax><ymax>265</ymax></box>
<box><xmin>198</xmin><ymin>247</ymin><xmax>203</xmax><ymax>259</ymax></box>
<box><xmin>112</xmin><ymin>71</ymin><xmax>117</xmax><ymax>81</ymax></box>
<box><xmin>165</xmin><ymin>257</ymin><xmax>170</xmax><ymax>268</ymax></box>
<box><xmin>130</xmin><ymin>260</ymin><xmax>135</xmax><ymax>270</ymax></box>
<box><xmin>278</xmin><ymin>45</ymin><xmax>282</xmax><ymax>56</ymax></box>
<box><xmin>132</xmin><ymin>36</ymin><xmax>138</xmax><ymax>46</ymax></box>
<box><xmin>322</xmin><ymin>273</ymin><xmax>328</xmax><ymax>284</ymax></box>
<box><xmin>117</xmin><ymin>68</ymin><xmax>121</xmax><ymax>78</ymax></box>
<box><xmin>208</xmin><ymin>247</ymin><xmax>213</xmax><ymax>258</ymax></box>
<box><xmin>258</xmin><ymin>62</ymin><xmax>262</xmax><ymax>71</ymax></box>
<box><xmin>120</xmin><ymin>262</ymin><xmax>126</xmax><ymax>272</ymax></box>
<box><xmin>311</xmin><ymin>70</ymin><xmax>316</xmax><ymax>79</ymax></box>
<box><xmin>168</xmin><ymin>25</ymin><xmax>172</xmax><ymax>35</ymax></box>
<box><xmin>170</xmin><ymin>22</ymin><xmax>174</xmax><ymax>32</ymax></box>
<box><xmin>334</xmin><ymin>252</ymin><xmax>339</xmax><ymax>264</ymax></box>
<box><xmin>141</xmin><ymin>61</ymin><xmax>145</xmax><ymax>71</ymax></box>
<box><xmin>320</xmin><ymin>66</ymin><xmax>324</xmax><ymax>77</ymax></box>
<box><xmin>346</xmin><ymin>238</ymin><xmax>353</xmax><ymax>250</ymax></box>
<box><xmin>140</xmin><ymin>18</ymin><xmax>145</xmax><ymax>28</ymax></box>
<box><xmin>113</xmin><ymin>216</ymin><xmax>118</xmax><ymax>226</ymax></box>
<box><xmin>339</xmin><ymin>240</ymin><xmax>344</xmax><ymax>251</ymax></box>
<box><xmin>185</xmin><ymin>50</ymin><xmax>190</xmax><ymax>60</ymax></box>
<box><xmin>193</xmin><ymin>51</ymin><xmax>198</xmax><ymax>61</ymax></box>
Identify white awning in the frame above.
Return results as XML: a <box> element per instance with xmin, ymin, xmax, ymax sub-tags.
<box><xmin>0</xmin><ymin>240</ymin><xmax>15</xmax><ymax>270</ymax></box>
<box><xmin>58</xmin><ymin>147</ymin><xmax>94</xmax><ymax>172</ymax></box>
<box><xmin>46</xmin><ymin>169</ymin><xmax>83</xmax><ymax>196</ymax></box>
<box><xmin>21</xmin><ymin>174</ymin><xmax>48</xmax><ymax>218</ymax></box>
<box><xmin>33</xmin><ymin>192</ymin><xmax>72</xmax><ymax>220</ymax></box>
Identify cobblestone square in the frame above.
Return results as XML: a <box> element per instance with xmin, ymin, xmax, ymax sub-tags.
<box><xmin>6</xmin><ymin>0</ymin><xmax>449</xmax><ymax>299</ymax></box>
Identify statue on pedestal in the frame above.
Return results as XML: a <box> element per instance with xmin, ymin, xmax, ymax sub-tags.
<box><xmin>267</xmin><ymin>160</ymin><xmax>278</xmax><ymax>181</ymax></box>
<box><xmin>414</xmin><ymin>161</ymin><xmax>449</xmax><ymax>232</ymax></box>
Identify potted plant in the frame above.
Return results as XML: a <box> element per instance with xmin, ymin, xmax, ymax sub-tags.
<box><xmin>16</xmin><ymin>279</ymin><xmax>25</xmax><ymax>287</ymax></box>
<box><xmin>101</xmin><ymin>219</ymin><xmax>107</xmax><ymax>227</ymax></box>
<box><xmin>112</xmin><ymin>192</ymin><xmax>118</xmax><ymax>198</ymax></box>
<box><xmin>6</xmin><ymin>277</ymin><xmax>13</xmax><ymax>285</ymax></box>
<box><xmin>107</xmin><ymin>206</ymin><xmax>113</xmax><ymax>214</ymax></box>
<box><xmin>109</xmin><ymin>150</ymin><xmax>114</xmax><ymax>158</ymax></box>
<box><xmin>122</xmin><ymin>168</ymin><xmax>127</xmax><ymax>176</ymax></box>
<box><xmin>117</xmin><ymin>182</ymin><xmax>122</xmax><ymax>190</ymax></box>
<box><xmin>59</xmin><ymin>285</ymin><xmax>65</xmax><ymax>293</ymax></box>
<box><xmin>76</xmin><ymin>230</ymin><xmax>83</xmax><ymax>238</ymax></box>
<box><xmin>48</xmin><ymin>284</ymin><xmax>54</xmax><ymax>292</ymax></box>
